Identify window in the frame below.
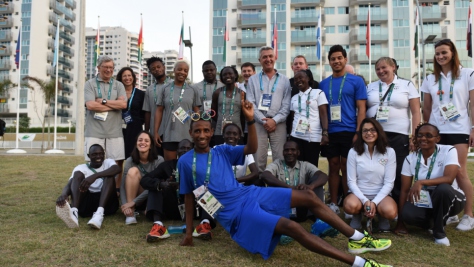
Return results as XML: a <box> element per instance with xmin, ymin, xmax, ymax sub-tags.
<box><xmin>393</xmin><ymin>0</ymin><xmax>408</xmax><ymax>7</ymax></box>
<box><xmin>455</xmin><ymin>20</ymin><xmax>467</xmax><ymax>28</ymax></box>
<box><xmin>213</xmin><ymin>9</ymin><xmax>227</xmax><ymax>17</ymax></box>
<box><xmin>213</xmin><ymin>28</ymin><xmax>224</xmax><ymax>36</ymax></box>
<box><xmin>231</xmin><ymin>27</ymin><xmax>237</xmax><ymax>31</ymax></box>
<box><xmin>231</xmin><ymin>46</ymin><xmax>236</xmax><ymax>50</ymax></box>
<box><xmin>277</xmin><ymin>23</ymin><xmax>286</xmax><ymax>31</ymax></box>
<box><xmin>324</xmin><ymin>7</ymin><xmax>335</xmax><ymax>15</ymax></box>
<box><xmin>338</xmin><ymin>7</ymin><xmax>349</xmax><ymax>14</ymax></box>
<box><xmin>325</xmin><ymin>26</ymin><xmax>335</xmax><ymax>33</ymax></box>
<box><xmin>444</xmin><ymin>20</ymin><xmax>450</xmax><ymax>25</ymax></box>
<box><xmin>274</xmin><ymin>4</ymin><xmax>286</xmax><ymax>11</ymax></box>
<box><xmin>278</xmin><ymin>42</ymin><xmax>286</xmax><ymax>51</ymax></box>
<box><xmin>393</xmin><ymin>19</ymin><xmax>409</xmax><ymax>27</ymax></box>
<box><xmin>338</xmin><ymin>25</ymin><xmax>349</xmax><ymax>33</ymax></box>
<box><xmin>455</xmin><ymin>0</ymin><xmax>470</xmax><ymax>8</ymax></box>
<box><xmin>393</xmin><ymin>39</ymin><xmax>410</xmax><ymax>47</ymax></box>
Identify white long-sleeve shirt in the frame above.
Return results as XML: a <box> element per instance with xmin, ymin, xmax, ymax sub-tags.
<box><xmin>347</xmin><ymin>144</ymin><xmax>396</xmax><ymax>205</ymax></box>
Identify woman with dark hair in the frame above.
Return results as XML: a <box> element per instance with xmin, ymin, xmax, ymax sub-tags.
<box><xmin>222</xmin><ymin>123</ymin><xmax>260</xmax><ymax>185</ymax></box>
<box><xmin>343</xmin><ymin>118</ymin><xmax>397</xmax><ymax>231</ymax></box>
<box><xmin>117</xmin><ymin>67</ymin><xmax>145</xmax><ymax>158</ymax></box>
<box><xmin>421</xmin><ymin>39</ymin><xmax>474</xmax><ymax>231</ymax></box>
<box><xmin>120</xmin><ymin>131</ymin><xmax>164</xmax><ymax>225</ymax></box>
<box><xmin>211</xmin><ymin>66</ymin><xmax>245</xmax><ymax>145</ymax></box>
<box><xmin>394</xmin><ymin>123</ymin><xmax>465</xmax><ymax>246</ymax></box>
<box><xmin>289</xmin><ymin>69</ymin><xmax>328</xmax><ymax>167</ymax></box>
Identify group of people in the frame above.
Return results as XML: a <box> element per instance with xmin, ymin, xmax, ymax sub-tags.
<box><xmin>53</xmin><ymin>39</ymin><xmax>474</xmax><ymax>267</ymax></box>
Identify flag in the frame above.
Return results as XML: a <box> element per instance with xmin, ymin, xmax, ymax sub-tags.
<box><xmin>52</xmin><ymin>22</ymin><xmax>59</xmax><ymax>67</ymax></box>
<box><xmin>94</xmin><ymin>19</ymin><xmax>100</xmax><ymax>67</ymax></box>
<box><xmin>468</xmin><ymin>6</ymin><xmax>472</xmax><ymax>58</ymax></box>
<box><xmin>271</xmin><ymin>8</ymin><xmax>278</xmax><ymax>60</ymax></box>
<box><xmin>14</xmin><ymin>30</ymin><xmax>20</xmax><ymax>69</ymax></box>
<box><xmin>138</xmin><ymin>16</ymin><xmax>144</xmax><ymax>62</ymax></box>
<box><xmin>316</xmin><ymin>14</ymin><xmax>321</xmax><ymax>60</ymax></box>
<box><xmin>223</xmin><ymin>16</ymin><xmax>228</xmax><ymax>62</ymax></box>
<box><xmin>414</xmin><ymin>9</ymin><xmax>419</xmax><ymax>58</ymax></box>
<box><xmin>178</xmin><ymin>13</ymin><xmax>184</xmax><ymax>60</ymax></box>
<box><xmin>365</xmin><ymin>8</ymin><xmax>370</xmax><ymax>58</ymax></box>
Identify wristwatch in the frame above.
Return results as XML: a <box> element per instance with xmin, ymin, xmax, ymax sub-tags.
<box><xmin>101</xmin><ymin>99</ymin><xmax>107</xmax><ymax>105</ymax></box>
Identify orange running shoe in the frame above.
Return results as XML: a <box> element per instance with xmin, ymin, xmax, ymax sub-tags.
<box><xmin>146</xmin><ymin>224</ymin><xmax>170</xmax><ymax>242</ymax></box>
<box><xmin>192</xmin><ymin>222</ymin><xmax>212</xmax><ymax>240</ymax></box>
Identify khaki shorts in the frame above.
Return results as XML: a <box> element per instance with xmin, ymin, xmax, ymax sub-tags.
<box><xmin>84</xmin><ymin>137</ymin><xmax>125</xmax><ymax>161</ymax></box>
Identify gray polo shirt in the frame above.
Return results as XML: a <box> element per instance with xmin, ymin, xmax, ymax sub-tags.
<box><xmin>246</xmin><ymin>70</ymin><xmax>291</xmax><ymax>124</ymax></box>
<box><xmin>84</xmin><ymin>77</ymin><xmax>126</xmax><ymax>138</ymax></box>
<box><xmin>142</xmin><ymin>79</ymin><xmax>170</xmax><ymax>136</ymax></box>
<box><xmin>156</xmin><ymin>82</ymin><xmax>201</xmax><ymax>143</ymax></box>
<box><xmin>265</xmin><ymin>159</ymin><xmax>319</xmax><ymax>186</ymax></box>
<box><xmin>194</xmin><ymin>79</ymin><xmax>224</xmax><ymax>112</ymax></box>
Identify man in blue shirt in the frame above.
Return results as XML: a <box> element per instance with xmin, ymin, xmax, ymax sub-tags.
<box><xmin>178</xmin><ymin>92</ymin><xmax>391</xmax><ymax>267</ymax></box>
<box><xmin>320</xmin><ymin>45</ymin><xmax>367</xmax><ymax>215</ymax></box>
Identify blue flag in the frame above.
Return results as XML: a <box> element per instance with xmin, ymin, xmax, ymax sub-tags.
<box><xmin>52</xmin><ymin>23</ymin><xmax>59</xmax><ymax>67</ymax></box>
<box><xmin>316</xmin><ymin>15</ymin><xmax>321</xmax><ymax>60</ymax></box>
<box><xmin>15</xmin><ymin>30</ymin><xmax>20</xmax><ymax>69</ymax></box>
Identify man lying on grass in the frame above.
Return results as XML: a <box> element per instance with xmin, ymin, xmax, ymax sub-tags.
<box><xmin>56</xmin><ymin>144</ymin><xmax>120</xmax><ymax>230</ymax></box>
<box><xmin>177</xmin><ymin>92</ymin><xmax>393</xmax><ymax>267</ymax></box>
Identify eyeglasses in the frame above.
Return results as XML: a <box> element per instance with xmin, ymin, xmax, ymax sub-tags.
<box><xmin>100</xmin><ymin>66</ymin><xmax>114</xmax><ymax>70</ymax></box>
<box><xmin>362</xmin><ymin>128</ymin><xmax>377</xmax><ymax>134</ymax></box>
<box><xmin>190</xmin><ymin>110</ymin><xmax>216</xmax><ymax>121</ymax></box>
<box><xmin>416</xmin><ymin>133</ymin><xmax>438</xmax><ymax>139</ymax></box>
<box><xmin>434</xmin><ymin>39</ymin><xmax>452</xmax><ymax>47</ymax></box>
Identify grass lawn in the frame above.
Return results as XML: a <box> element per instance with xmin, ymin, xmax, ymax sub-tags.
<box><xmin>1</xmin><ymin>155</ymin><xmax>473</xmax><ymax>266</ymax></box>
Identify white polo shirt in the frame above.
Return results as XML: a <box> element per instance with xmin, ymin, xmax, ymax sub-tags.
<box><xmin>232</xmin><ymin>154</ymin><xmax>255</xmax><ymax>179</ymax></box>
<box><xmin>69</xmin><ymin>159</ymin><xmax>117</xmax><ymax>193</ymax></box>
<box><xmin>290</xmin><ymin>88</ymin><xmax>328</xmax><ymax>142</ymax></box>
<box><xmin>366</xmin><ymin>76</ymin><xmax>420</xmax><ymax>135</ymax></box>
<box><xmin>401</xmin><ymin>144</ymin><xmax>463</xmax><ymax>194</ymax></box>
<box><xmin>347</xmin><ymin>145</ymin><xmax>396</xmax><ymax>206</ymax></box>
<box><xmin>420</xmin><ymin>67</ymin><xmax>474</xmax><ymax>135</ymax></box>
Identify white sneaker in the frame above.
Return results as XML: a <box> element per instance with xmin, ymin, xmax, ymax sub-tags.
<box><xmin>56</xmin><ymin>202</ymin><xmax>79</xmax><ymax>228</ymax></box>
<box><xmin>344</xmin><ymin>212</ymin><xmax>353</xmax><ymax>220</ymax></box>
<box><xmin>87</xmin><ymin>211</ymin><xmax>104</xmax><ymax>229</ymax></box>
<box><xmin>350</xmin><ymin>213</ymin><xmax>362</xmax><ymax>229</ymax></box>
<box><xmin>456</xmin><ymin>214</ymin><xmax>474</xmax><ymax>231</ymax></box>
<box><xmin>125</xmin><ymin>215</ymin><xmax>137</xmax><ymax>225</ymax></box>
<box><xmin>434</xmin><ymin>237</ymin><xmax>450</xmax><ymax>246</ymax></box>
<box><xmin>446</xmin><ymin>215</ymin><xmax>459</xmax><ymax>225</ymax></box>
<box><xmin>327</xmin><ymin>203</ymin><xmax>340</xmax><ymax>214</ymax></box>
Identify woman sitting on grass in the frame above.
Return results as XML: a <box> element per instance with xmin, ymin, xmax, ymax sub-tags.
<box><xmin>394</xmin><ymin>123</ymin><xmax>466</xmax><ymax>246</ymax></box>
<box><xmin>343</xmin><ymin>118</ymin><xmax>398</xmax><ymax>232</ymax></box>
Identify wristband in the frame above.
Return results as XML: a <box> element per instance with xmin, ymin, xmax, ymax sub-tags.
<box><xmin>247</xmin><ymin>119</ymin><xmax>256</xmax><ymax>126</ymax></box>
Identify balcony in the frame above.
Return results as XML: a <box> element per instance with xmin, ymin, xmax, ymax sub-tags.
<box><xmin>0</xmin><ymin>2</ymin><xmax>14</xmax><ymax>14</ymax></box>
<box><xmin>59</xmin><ymin>44</ymin><xmax>74</xmax><ymax>57</ymax></box>
<box><xmin>348</xmin><ymin>48</ymin><xmax>389</xmax><ymax>63</ymax></box>
<box><xmin>291</xmin><ymin>30</ymin><xmax>325</xmax><ymax>45</ymax></box>
<box><xmin>49</xmin><ymin>13</ymin><xmax>77</xmax><ymax>33</ymax></box>
<box><xmin>420</xmin><ymin>6</ymin><xmax>447</xmax><ymax>22</ymax></box>
<box><xmin>0</xmin><ymin>61</ymin><xmax>10</xmax><ymax>70</ymax></box>
<box><xmin>349</xmin><ymin>28</ymin><xmax>388</xmax><ymax>44</ymax></box>
<box><xmin>0</xmin><ymin>17</ymin><xmax>13</xmax><ymax>28</ymax></box>
<box><xmin>291</xmin><ymin>0</ymin><xmax>325</xmax><ymax>7</ymax></box>
<box><xmin>423</xmin><ymin>26</ymin><xmax>448</xmax><ymax>42</ymax></box>
<box><xmin>47</xmin><ymin>67</ymin><xmax>74</xmax><ymax>81</ymax></box>
<box><xmin>60</xmin><ymin>31</ymin><xmax>75</xmax><ymax>45</ymax></box>
<box><xmin>238</xmin><ymin>12</ymin><xmax>266</xmax><ymax>27</ymax></box>
<box><xmin>0</xmin><ymin>46</ymin><xmax>11</xmax><ymax>56</ymax></box>
<box><xmin>62</xmin><ymin>84</ymin><xmax>73</xmax><ymax>93</ymax></box>
<box><xmin>349</xmin><ymin>8</ymin><xmax>388</xmax><ymax>25</ymax></box>
<box><xmin>291</xmin><ymin>10</ymin><xmax>325</xmax><ymax>26</ymax></box>
<box><xmin>50</xmin><ymin>0</ymin><xmax>75</xmax><ymax>21</ymax></box>
<box><xmin>237</xmin><ymin>31</ymin><xmax>266</xmax><ymax>46</ymax></box>
<box><xmin>236</xmin><ymin>51</ymin><xmax>261</xmax><ymax>65</ymax></box>
<box><xmin>237</xmin><ymin>0</ymin><xmax>266</xmax><ymax>8</ymax></box>
<box><xmin>64</xmin><ymin>0</ymin><xmax>76</xmax><ymax>9</ymax></box>
<box><xmin>0</xmin><ymin>31</ymin><xmax>12</xmax><ymax>42</ymax></box>
<box><xmin>57</xmin><ymin>95</ymin><xmax>72</xmax><ymax>105</ymax></box>
<box><xmin>48</xmin><ymin>52</ymin><xmax>74</xmax><ymax>68</ymax></box>
<box><xmin>51</xmin><ymin>108</ymin><xmax>70</xmax><ymax>117</ymax></box>
<box><xmin>291</xmin><ymin>50</ymin><xmax>326</xmax><ymax>63</ymax></box>
<box><xmin>349</xmin><ymin>0</ymin><xmax>385</xmax><ymax>6</ymax></box>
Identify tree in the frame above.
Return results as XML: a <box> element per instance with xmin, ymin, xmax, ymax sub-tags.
<box><xmin>0</xmin><ymin>79</ymin><xmax>15</xmax><ymax>96</ymax></box>
<box><xmin>22</xmin><ymin>76</ymin><xmax>61</xmax><ymax>152</ymax></box>
<box><xmin>412</xmin><ymin>68</ymin><xmax>434</xmax><ymax>88</ymax></box>
<box><xmin>19</xmin><ymin>116</ymin><xmax>30</xmax><ymax>132</ymax></box>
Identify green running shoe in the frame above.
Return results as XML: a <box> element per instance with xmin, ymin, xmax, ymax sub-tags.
<box><xmin>348</xmin><ymin>231</ymin><xmax>391</xmax><ymax>254</ymax></box>
<box><xmin>363</xmin><ymin>258</ymin><xmax>393</xmax><ymax>267</ymax></box>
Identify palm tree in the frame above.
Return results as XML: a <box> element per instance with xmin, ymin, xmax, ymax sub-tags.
<box><xmin>22</xmin><ymin>76</ymin><xmax>61</xmax><ymax>152</ymax></box>
<box><xmin>0</xmin><ymin>78</ymin><xmax>15</xmax><ymax>95</ymax></box>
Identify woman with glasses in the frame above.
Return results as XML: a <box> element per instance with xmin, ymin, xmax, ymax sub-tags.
<box><xmin>154</xmin><ymin>60</ymin><xmax>201</xmax><ymax>161</ymax></box>
<box><xmin>343</xmin><ymin>118</ymin><xmax>397</xmax><ymax>231</ymax></box>
<box><xmin>421</xmin><ymin>39</ymin><xmax>474</xmax><ymax>231</ymax></box>
<box><xmin>117</xmin><ymin>67</ymin><xmax>145</xmax><ymax>158</ymax></box>
<box><xmin>394</xmin><ymin>123</ymin><xmax>465</xmax><ymax>246</ymax></box>
<box><xmin>366</xmin><ymin>57</ymin><xmax>420</xmax><ymax>203</ymax></box>
<box><xmin>211</xmin><ymin>66</ymin><xmax>245</xmax><ymax>146</ymax></box>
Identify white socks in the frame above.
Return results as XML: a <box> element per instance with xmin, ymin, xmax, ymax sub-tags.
<box><xmin>352</xmin><ymin>256</ymin><xmax>366</xmax><ymax>267</ymax></box>
<box><xmin>154</xmin><ymin>221</ymin><xmax>164</xmax><ymax>226</ymax></box>
<box><xmin>201</xmin><ymin>219</ymin><xmax>210</xmax><ymax>224</ymax></box>
<box><xmin>350</xmin><ymin>230</ymin><xmax>365</xmax><ymax>241</ymax></box>
<box><xmin>96</xmin><ymin>207</ymin><xmax>104</xmax><ymax>214</ymax></box>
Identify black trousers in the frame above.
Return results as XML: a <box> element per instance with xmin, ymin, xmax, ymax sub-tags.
<box><xmin>401</xmin><ymin>184</ymin><xmax>465</xmax><ymax>239</ymax></box>
<box><xmin>289</xmin><ymin>136</ymin><xmax>321</xmax><ymax>167</ymax></box>
<box><xmin>386</xmin><ymin>132</ymin><xmax>409</xmax><ymax>202</ymax></box>
<box><xmin>293</xmin><ymin>174</ymin><xmax>325</xmax><ymax>222</ymax></box>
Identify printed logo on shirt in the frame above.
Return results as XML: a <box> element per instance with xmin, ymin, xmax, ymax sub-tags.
<box><xmin>438</xmin><ymin>161</ymin><xmax>444</xmax><ymax>167</ymax></box>
<box><xmin>378</xmin><ymin>158</ymin><xmax>388</xmax><ymax>166</ymax></box>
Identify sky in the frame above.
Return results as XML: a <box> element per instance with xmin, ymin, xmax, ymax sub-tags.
<box><xmin>85</xmin><ymin>0</ymin><xmax>210</xmax><ymax>82</ymax></box>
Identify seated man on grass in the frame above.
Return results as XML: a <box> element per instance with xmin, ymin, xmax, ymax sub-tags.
<box><xmin>178</xmin><ymin>92</ymin><xmax>393</xmax><ymax>267</ymax></box>
<box><xmin>261</xmin><ymin>140</ymin><xmax>327</xmax><ymax>222</ymax></box>
<box><xmin>56</xmin><ymin>144</ymin><xmax>120</xmax><ymax>229</ymax></box>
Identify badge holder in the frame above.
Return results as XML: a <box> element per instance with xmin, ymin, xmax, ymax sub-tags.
<box><xmin>440</xmin><ymin>102</ymin><xmax>461</xmax><ymax>122</ymax></box>
<box><xmin>375</xmin><ymin>105</ymin><xmax>390</xmax><ymax>122</ymax></box>
<box><xmin>173</xmin><ymin>106</ymin><xmax>190</xmax><ymax>124</ymax></box>
<box><xmin>258</xmin><ymin>94</ymin><xmax>272</xmax><ymax>111</ymax></box>
<box><xmin>414</xmin><ymin>189</ymin><xmax>433</xmax><ymax>208</ymax></box>
<box><xmin>330</xmin><ymin>104</ymin><xmax>341</xmax><ymax>122</ymax></box>
<box><xmin>193</xmin><ymin>185</ymin><xmax>224</xmax><ymax>219</ymax></box>
<box><xmin>203</xmin><ymin>100</ymin><xmax>212</xmax><ymax>112</ymax></box>
<box><xmin>94</xmin><ymin>111</ymin><xmax>108</xmax><ymax>121</ymax></box>
<box><xmin>295</xmin><ymin>118</ymin><xmax>309</xmax><ymax>135</ymax></box>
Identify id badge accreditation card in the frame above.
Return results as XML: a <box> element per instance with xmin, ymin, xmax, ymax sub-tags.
<box><xmin>376</xmin><ymin>106</ymin><xmax>390</xmax><ymax>122</ymax></box>
<box><xmin>122</xmin><ymin>110</ymin><xmax>133</xmax><ymax>124</ymax></box>
<box><xmin>414</xmin><ymin>189</ymin><xmax>433</xmax><ymax>208</ymax></box>
<box><xmin>258</xmin><ymin>94</ymin><xmax>272</xmax><ymax>111</ymax></box>
<box><xmin>203</xmin><ymin>100</ymin><xmax>212</xmax><ymax>111</ymax></box>
<box><xmin>330</xmin><ymin>104</ymin><xmax>341</xmax><ymax>122</ymax></box>
<box><xmin>94</xmin><ymin>111</ymin><xmax>108</xmax><ymax>121</ymax></box>
<box><xmin>197</xmin><ymin>191</ymin><xmax>224</xmax><ymax>219</ymax></box>
<box><xmin>295</xmin><ymin>118</ymin><xmax>309</xmax><ymax>135</ymax></box>
<box><xmin>440</xmin><ymin>102</ymin><xmax>461</xmax><ymax>122</ymax></box>
<box><xmin>173</xmin><ymin>106</ymin><xmax>190</xmax><ymax>124</ymax></box>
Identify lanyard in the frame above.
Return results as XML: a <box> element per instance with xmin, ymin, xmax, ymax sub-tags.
<box><xmin>438</xmin><ymin>78</ymin><xmax>455</xmax><ymax>102</ymax></box>
<box><xmin>259</xmin><ymin>72</ymin><xmax>280</xmax><ymax>93</ymax></box>
<box><xmin>95</xmin><ymin>78</ymin><xmax>113</xmax><ymax>100</ymax></box>
<box><xmin>298</xmin><ymin>89</ymin><xmax>312</xmax><ymax>119</ymax></box>
<box><xmin>378</xmin><ymin>83</ymin><xmax>395</xmax><ymax>105</ymax></box>
<box><xmin>233</xmin><ymin>166</ymin><xmax>237</xmax><ymax>178</ymax></box>
<box><xmin>414</xmin><ymin>147</ymin><xmax>438</xmax><ymax>190</ymax></box>
<box><xmin>86</xmin><ymin>163</ymin><xmax>98</xmax><ymax>174</ymax></box>
<box><xmin>329</xmin><ymin>73</ymin><xmax>347</xmax><ymax>104</ymax></box>
<box><xmin>222</xmin><ymin>87</ymin><xmax>237</xmax><ymax>118</ymax></box>
<box><xmin>153</xmin><ymin>77</ymin><xmax>170</xmax><ymax>103</ymax></box>
<box><xmin>170</xmin><ymin>82</ymin><xmax>187</xmax><ymax>110</ymax></box>
<box><xmin>137</xmin><ymin>163</ymin><xmax>148</xmax><ymax>175</ymax></box>
<box><xmin>127</xmin><ymin>88</ymin><xmax>136</xmax><ymax>111</ymax></box>
<box><xmin>192</xmin><ymin>150</ymin><xmax>212</xmax><ymax>188</ymax></box>
<box><xmin>283</xmin><ymin>161</ymin><xmax>300</xmax><ymax>186</ymax></box>
<box><xmin>203</xmin><ymin>82</ymin><xmax>218</xmax><ymax>100</ymax></box>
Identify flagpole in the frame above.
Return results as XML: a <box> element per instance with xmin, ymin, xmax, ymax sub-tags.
<box><xmin>368</xmin><ymin>4</ymin><xmax>371</xmax><ymax>83</ymax></box>
<box><xmin>471</xmin><ymin>0</ymin><xmax>474</xmax><ymax>68</ymax></box>
<box><xmin>7</xmin><ymin>19</ymin><xmax>26</xmax><ymax>154</ymax></box>
<box><xmin>139</xmin><ymin>13</ymin><xmax>142</xmax><ymax>89</ymax></box>
<box><xmin>416</xmin><ymin>7</ymin><xmax>421</xmax><ymax>89</ymax></box>
<box><xmin>319</xmin><ymin>5</ymin><xmax>322</xmax><ymax>81</ymax></box>
<box><xmin>46</xmin><ymin>18</ymin><xmax>64</xmax><ymax>153</ymax></box>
